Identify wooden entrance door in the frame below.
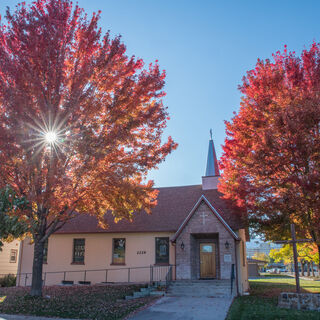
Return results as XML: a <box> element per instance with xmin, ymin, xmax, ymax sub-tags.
<box><xmin>200</xmin><ymin>243</ymin><xmax>216</xmax><ymax>278</ymax></box>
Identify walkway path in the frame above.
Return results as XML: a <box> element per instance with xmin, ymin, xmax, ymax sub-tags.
<box><xmin>129</xmin><ymin>280</ymin><xmax>234</xmax><ymax>320</ymax></box>
<box><xmin>0</xmin><ymin>315</ymin><xmax>78</xmax><ymax>320</ymax></box>
<box><xmin>128</xmin><ymin>296</ymin><xmax>233</xmax><ymax>320</ymax></box>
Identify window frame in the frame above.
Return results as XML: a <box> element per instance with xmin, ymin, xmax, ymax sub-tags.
<box><xmin>112</xmin><ymin>238</ymin><xmax>126</xmax><ymax>265</ymax></box>
<box><xmin>72</xmin><ymin>238</ymin><xmax>85</xmax><ymax>264</ymax></box>
<box><xmin>155</xmin><ymin>237</ymin><xmax>170</xmax><ymax>265</ymax></box>
<box><xmin>9</xmin><ymin>249</ymin><xmax>18</xmax><ymax>263</ymax></box>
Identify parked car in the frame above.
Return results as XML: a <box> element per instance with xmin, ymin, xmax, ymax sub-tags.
<box><xmin>266</xmin><ymin>268</ymin><xmax>278</xmax><ymax>273</ymax></box>
<box><xmin>266</xmin><ymin>267</ymin><xmax>287</xmax><ymax>274</ymax></box>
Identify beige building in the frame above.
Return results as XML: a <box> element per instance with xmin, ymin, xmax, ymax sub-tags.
<box><xmin>18</xmin><ymin>138</ymin><xmax>249</xmax><ymax>295</ymax></box>
<box><xmin>0</xmin><ymin>240</ymin><xmax>20</xmax><ymax>276</ymax></box>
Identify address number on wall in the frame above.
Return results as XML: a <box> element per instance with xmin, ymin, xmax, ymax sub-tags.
<box><xmin>137</xmin><ymin>251</ymin><xmax>146</xmax><ymax>254</ymax></box>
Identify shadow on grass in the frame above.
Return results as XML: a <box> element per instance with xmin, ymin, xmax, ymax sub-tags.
<box><xmin>250</xmin><ymin>281</ymin><xmax>299</xmax><ymax>297</ymax></box>
<box><xmin>250</xmin><ymin>278</ymin><xmax>320</xmax><ymax>295</ymax></box>
<box><xmin>259</xmin><ymin>273</ymin><xmax>293</xmax><ymax>279</ymax></box>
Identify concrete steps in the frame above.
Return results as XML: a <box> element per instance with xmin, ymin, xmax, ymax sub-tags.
<box><xmin>125</xmin><ymin>285</ymin><xmax>165</xmax><ymax>300</ymax></box>
<box><xmin>167</xmin><ymin>280</ymin><xmax>235</xmax><ymax>298</ymax></box>
<box><xmin>125</xmin><ymin>280</ymin><xmax>235</xmax><ymax>300</ymax></box>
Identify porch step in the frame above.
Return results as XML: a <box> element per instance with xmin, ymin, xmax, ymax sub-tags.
<box><xmin>125</xmin><ymin>285</ymin><xmax>164</xmax><ymax>300</ymax></box>
<box><xmin>167</xmin><ymin>280</ymin><xmax>235</xmax><ymax>298</ymax></box>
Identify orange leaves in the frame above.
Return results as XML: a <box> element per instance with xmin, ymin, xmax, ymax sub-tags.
<box><xmin>0</xmin><ymin>0</ymin><xmax>176</xmax><ymax>237</ymax></box>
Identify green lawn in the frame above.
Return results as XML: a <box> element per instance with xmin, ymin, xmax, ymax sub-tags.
<box><xmin>227</xmin><ymin>276</ymin><xmax>320</xmax><ymax>320</ymax></box>
<box><xmin>0</xmin><ymin>284</ymin><xmax>155</xmax><ymax>320</ymax></box>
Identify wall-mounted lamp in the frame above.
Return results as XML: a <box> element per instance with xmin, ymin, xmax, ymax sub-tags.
<box><xmin>180</xmin><ymin>241</ymin><xmax>185</xmax><ymax>250</ymax></box>
<box><xmin>225</xmin><ymin>241</ymin><xmax>230</xmax><ymax>250</ymax></box>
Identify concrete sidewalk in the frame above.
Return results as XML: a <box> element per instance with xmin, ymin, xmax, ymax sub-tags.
<box><xmin>128</xmin><ymin>296</ymin><xmax>233</xmax><ymax>320</ymax></box>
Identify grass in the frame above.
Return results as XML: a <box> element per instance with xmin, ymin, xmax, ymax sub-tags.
<box><xmin>0</xmin><ymin>284</ymin><xmax>156</xmax><ymax>320</ymax></box>
<box><xmin>227</xmin><ymin>276</ymin><xmax>320</xmax><ymax>320</ymax></box>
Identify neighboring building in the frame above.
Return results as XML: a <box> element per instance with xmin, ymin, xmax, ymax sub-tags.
<box><xmin>246</xmin><ymin>240</ymin><xmax>281</xmax><ymax>258</ymax></box>
<box><xmin>18</xmin><ymin>137</ymin><xmax>249</xmax><ymax>295</ymax></box>
<box><xmin>247</xmin><ymin>258</ymin><xmax>267</xmax><ymax>277</ymax></box>
<box><xmin>0</xmin><ymin>240</ymin><xmax>20</xmax><ymax>276</ymax></box>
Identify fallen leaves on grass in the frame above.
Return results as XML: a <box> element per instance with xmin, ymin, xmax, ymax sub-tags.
<box><xmin>0</xmin><ymin>285</ymin><xmax>155</xmax><ymax>319</ymax></box>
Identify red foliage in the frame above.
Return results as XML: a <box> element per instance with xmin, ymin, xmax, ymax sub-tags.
<box><xmin>219</xmin><ymin>42</ymin><xmax>320</xmax><ymax>245</ymax></box>
<box><xmin>0</xmin><ymin>0</ymin><xmax>177</xmax><ymax>294</ymax></box>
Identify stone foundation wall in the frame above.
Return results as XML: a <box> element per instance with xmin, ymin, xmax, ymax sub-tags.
<box><xmin>278</xmin><ymin>292</ymin><xmax>320</xmax><ymax>311</ymax></box>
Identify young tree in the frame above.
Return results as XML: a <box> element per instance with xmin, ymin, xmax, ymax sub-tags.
<box><xmin>0</xmin><ymin>0</ymin><xmax>177</xmax><ymax>296</ymax></box>
<box><xmin>0</xmin><ymin>187</ymin><xmax>27</xmax><ymax>249</ymax></box>
<box><xmin>219</xmin><ymin>43</ymin><xmax>320</xmax><ymax>269</ymax></box>
<box><xmin>270</xmin><ymin>243</ymin><xmax>318</xmax><ymax>276</ymax></box>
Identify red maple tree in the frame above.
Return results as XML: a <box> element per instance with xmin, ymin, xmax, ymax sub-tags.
<box><xmin>0</xmin><ymin>0</ymin><xmax>177</xmax><ymax>296</ymax></box>
<box><xmin>219</xmin><ymin>43</ymin><xmax>320</xmax><ymax>267</ymax></box>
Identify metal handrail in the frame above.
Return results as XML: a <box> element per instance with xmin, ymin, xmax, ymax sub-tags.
<box><xmin>3</xmin><ymin>264</ymin><xmax>176</xmax><ymax>287</ymax></box>
<box><xmin>165</xmin><ymin>265</ymin><xmax>173</xmax><ymax>289</ymax></box>
<box><xmin>230</xmin><ymin>263</ymin><xmax>235</xmax><ymax>295</ymax></box>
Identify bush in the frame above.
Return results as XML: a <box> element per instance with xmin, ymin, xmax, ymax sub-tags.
<box><xmin>0</xmin><ymin>274</ymin><xmax>16</xmax><ymax>287</ymax></box>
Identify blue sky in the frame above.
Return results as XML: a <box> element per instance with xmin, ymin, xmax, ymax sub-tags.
<box><xmin>3</xmin><ymin>0</ymin><xmax>320</xmax><ymax>187</ymax></box>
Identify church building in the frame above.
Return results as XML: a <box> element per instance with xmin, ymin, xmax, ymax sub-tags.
<box><xmin>17</xmin><ymin>137</ymin><xmax>249</xmax><ymax>295</ymax></box>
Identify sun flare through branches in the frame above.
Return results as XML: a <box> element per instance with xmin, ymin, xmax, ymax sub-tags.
<box><xmin>45</xmin><ymin>131</ymin><xmax>57</xmax><ymax>144</ymax></box>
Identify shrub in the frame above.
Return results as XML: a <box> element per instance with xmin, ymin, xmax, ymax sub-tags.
<box><xmin>0</xmin><ymin>274</ymin><xmax>16</xmax><ymax>287</ymax></box>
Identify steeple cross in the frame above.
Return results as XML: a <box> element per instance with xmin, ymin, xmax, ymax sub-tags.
<box><xmin>200</xmin><ymin>212</ymin><xmax>208</xmax><ymax>225</ymax></box>
<box><xmin>210</xmin><ymin>128</ymin><xmax>213</xmax><ymax>140</ymax></box>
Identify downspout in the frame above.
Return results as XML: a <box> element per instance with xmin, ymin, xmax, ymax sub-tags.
<box><xmin>17</xmin><ymin>239</ymin><xmax>24</xmax><ymax>286</ymax></box>
<box><xmin>171</xmin><ymin>240</ymin><xmax>177</xmax><ymax>281</ymax></box>
<box><xmin>234</xmin><ymin>239</ymin><xmax>240</xmax><ymax>295</ymax></box>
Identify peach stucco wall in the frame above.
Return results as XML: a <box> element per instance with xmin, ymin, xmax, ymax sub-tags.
<box><xmin>0</xmin><ymin>240</ymin><xmax>20</xmax><ymax>275</ymax></box>
<box><xmin>18</xmin><ymin>232</ymin><xmax>175</xmax><ymax>286</ymax></box>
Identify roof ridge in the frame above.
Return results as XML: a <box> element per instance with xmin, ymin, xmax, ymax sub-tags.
<box><xmin>154</xmin><ymin>184</ymin><xmax>201</xmax><ymax>189</ymax></box>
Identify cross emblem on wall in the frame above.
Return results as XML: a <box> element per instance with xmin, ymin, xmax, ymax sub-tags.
<box><xmin>200</xmin><ymin>212</ymin><xmax>208</xmax><ymax>225</ymax></box>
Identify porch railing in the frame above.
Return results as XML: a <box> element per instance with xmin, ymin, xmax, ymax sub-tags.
<box><xmin>2</xmin><ymin>264</ymin><xmax>175</xmax><ymax>287</ymax></box>
<box><xmin>165</xmin><ymin>265</ymin><xmax>173</xmax><ymax>289</ymax></box>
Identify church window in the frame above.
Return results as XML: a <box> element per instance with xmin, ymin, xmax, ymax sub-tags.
<box><xmin>113</xmin><ymin>238</ymin><xmax>126</xmax><ymax>264</ymax></box>
<box><xmin>155</xmin><ymin>237</ymin><xmax>169</xmax><ymax>264</ymax></box>
<box><xmin>43</xmin><ymin>238</ymin><xmax>48</xmax><ymax>264</ymax></box>
<box><xmin>73</xmin><ymin>238</ymin><xmax>85</xmax><ymax>264</ymax></box>
<box><xmin>9</xmin><ymin>249</ymin><xmax>18</xmax><ymax>263</ymax></box>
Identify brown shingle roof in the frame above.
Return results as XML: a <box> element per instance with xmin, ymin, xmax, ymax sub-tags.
<box><xmin>56</xmin><ymin>185</ymin><xmax>243</xmax><ymax>234</ymax></box>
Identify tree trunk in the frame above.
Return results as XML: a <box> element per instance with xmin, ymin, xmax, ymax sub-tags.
<box><xmin>301</xmin><ymin>262</ymin><xmax>305</xmax><ymax>276</ymax></box>
<box><xmin>307</xmin><ymin>262</ymin><xmax>310</xmax><ymax>277</ymax></box>
<box><xmin>30</xmin><ymin>237</ymin><xmax>45</xmax><ymax>296</ymax></box>
<box><xmin>312</xmin><ymin>261</ymin><xmax>315</xmax><ymax>277</ymax></box>
<box><xmin>318</xmin><ymin>245</ymin><xmax>320</xmax><ymax>276</ymax></box>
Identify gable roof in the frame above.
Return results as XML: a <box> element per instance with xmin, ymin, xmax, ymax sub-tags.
<box><xmin>172</xmin><ymin>195</ymin><xmax>240</xmax><ymax>241</ymax></box>
<box><xmin>56</xmin><ymin>185</ymin><xmax>243</xmax><ymax>235</ymax></box>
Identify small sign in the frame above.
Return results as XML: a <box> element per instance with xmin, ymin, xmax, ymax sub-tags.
<box><xmin>224</xmin><ymin>254</ymin><xmax>232</xmax><ymax>262</ymax></box>
<box><xmin>137</xmin><ymin>250</ymin><xmax>146</xmax><ymax>255</ymax></box>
